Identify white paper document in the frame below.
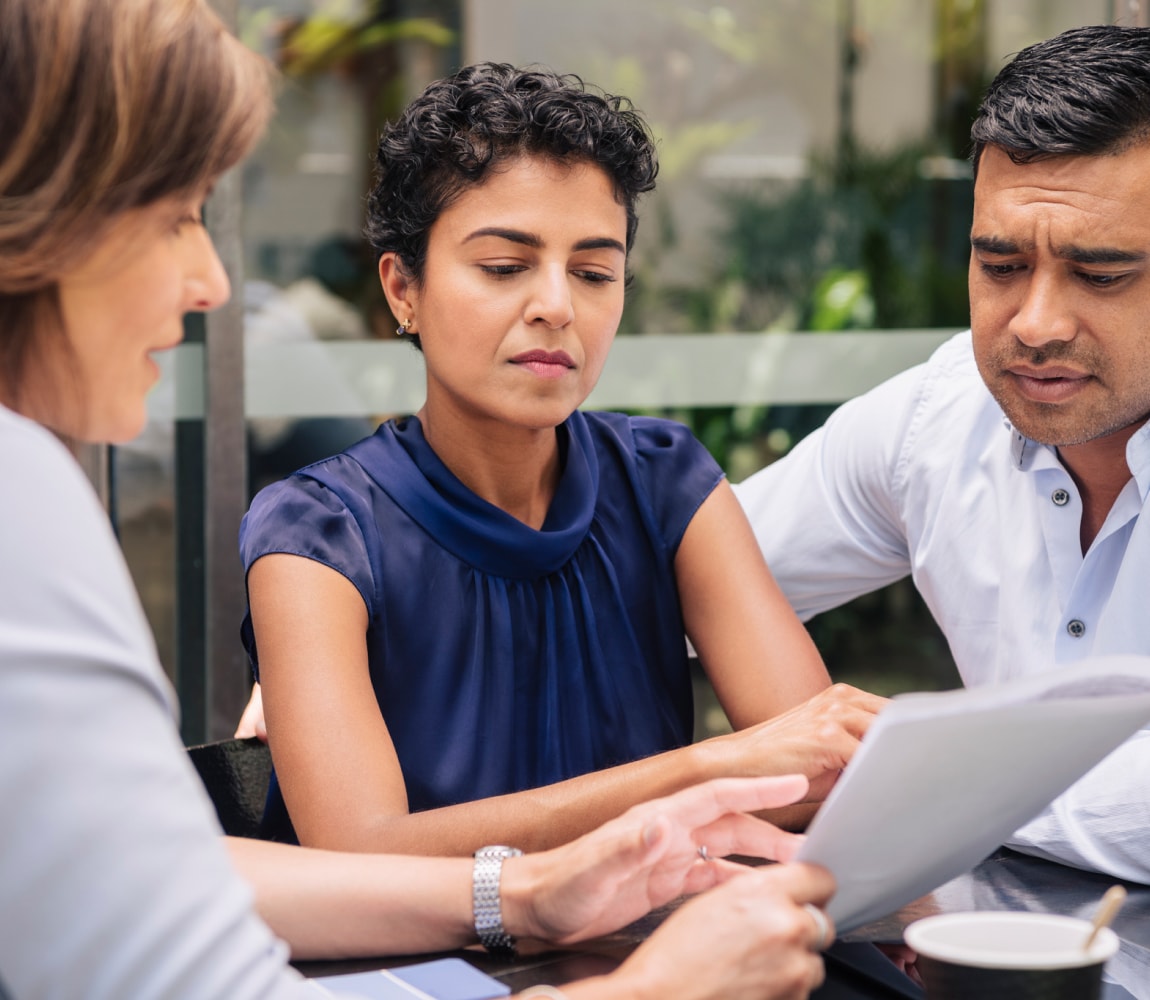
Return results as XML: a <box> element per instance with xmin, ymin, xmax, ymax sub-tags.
<box><xmin>796</xmin><ymin>655</ymin><xmax>1150</xmax><ymax>931</ymax></box>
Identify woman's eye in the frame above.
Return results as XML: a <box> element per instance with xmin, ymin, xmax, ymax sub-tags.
<box><xmin>480</xmin><ymin>264</ymin><xmax>526</xmax><ymax>277</ymax></box>
<box><xmin>173</xmin><ymin>211</ymin><xmax>204</xmax><ymax>234</ymax></box>
<box><xmin>575</xmin><ymin>270</ymin><xmax>615</xmax><ymax>284</ymax></box>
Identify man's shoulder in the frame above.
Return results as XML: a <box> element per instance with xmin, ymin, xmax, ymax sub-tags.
<box><xmin>821</xmin><ymin>331</ymin><xmax>994</xmax><ymax>445</ymax></box>
<box><xmin>822</xmin><ymin>330</ymin><xmax>1006</xmax><ymax>484</ymax></box>
<box><xmin>902</xmin><ymin>331</ymin><xmax>998</xmax><ymax>427</ymax></box>
<box><xmin>920</xmin><ymin>330</ymin><xmax>980</xmax><ymax>388</ymax></box>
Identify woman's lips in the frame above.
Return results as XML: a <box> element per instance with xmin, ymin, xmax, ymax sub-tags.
<box><xmin>510</xmin><ymin>349</ymin><xmax>576</xmax><ymax>379</ymax></box>
<box><xmin>146</xmin><ymin>341</ymin><xmax>183</xmax><ymax>380</ymax></box>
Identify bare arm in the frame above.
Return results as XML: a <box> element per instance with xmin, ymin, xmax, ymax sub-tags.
<box><xmin>225</xmin><ymin>837</ymin><xmax>472</xmax><ymax>960</ymax></box>
<box><xmin>676</xmin><ymin>479</ymin><xmax>832</xmax><ymax>727</ymax></box>
<box><xmin>675</xmin><ymin>481</ymin><xmax>887</xmax><ymax>824</ymax></box>
<box><xmin>227</xmin><ymin>775</ymin><xmax>807</xmax><ymax>958</ymax></box>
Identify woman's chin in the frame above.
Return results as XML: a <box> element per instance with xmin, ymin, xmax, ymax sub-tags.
<box><xmin>87</xmin><ymin>407</ymin><xmax>150</xmax><ymax>446</ymax></box>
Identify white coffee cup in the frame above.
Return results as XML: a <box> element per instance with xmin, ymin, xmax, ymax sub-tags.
<box><xmin>904</xmin><ymin>911</ymin><xmax>1120</xmax><ymax>999</ymax></box>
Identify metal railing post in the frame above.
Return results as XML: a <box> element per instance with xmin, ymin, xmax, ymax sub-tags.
<box><xmin>202</xmin><ymin>0</ymin><xmax>249</xmax><ymax>741</ymax></box>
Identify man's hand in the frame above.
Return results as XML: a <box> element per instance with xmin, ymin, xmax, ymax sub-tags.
<box><xmin>610</xmin><ymin>864</ymin><xmax>835</xmax><ymax>1000</ymax></box>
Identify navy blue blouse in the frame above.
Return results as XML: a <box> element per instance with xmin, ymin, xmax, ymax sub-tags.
<box><xmin>240</xmin><ymin>410</ymin><xmax>723</xmax><ymax>841</ymax></box>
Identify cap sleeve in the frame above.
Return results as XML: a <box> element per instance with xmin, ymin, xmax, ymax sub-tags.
<box><xmin>630</xmin><ymin>416</ymin><xmax>724</xmax><ymax>553</ymax></box>
<box><xmin>239</xmin><ymin>474</ymin><xmax>375</xmax><ymax>614</ymax></box>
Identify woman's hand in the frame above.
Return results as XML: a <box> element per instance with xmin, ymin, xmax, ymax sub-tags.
<box><xmin>714</xmin><ymin>683</ymin><xmax>886</xmax><ymax>802</ymax></box>
<box><xmin>603</xmin><ymin>862</ymin><xmax>835</xmax><ymax>1000</ymax></box>
<box><xmin>502</xmin><ymin>774</ymin><xmax>811</xmax><ymax>945</ymax></box>
<box><xmin>233</xmin><ymin>682</ymin><xmax>267</xmax><ymax>742</ymax></box>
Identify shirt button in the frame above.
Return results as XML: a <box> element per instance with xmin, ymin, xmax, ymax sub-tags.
<box><xmin>1067</xmin><ymin>619</ymin><xmax>1086</xmax><ymax>638</ymax></box>
<box><xmin>1052</xmin><ymin>489</ymin><xmax>1070</xmax><ymax>506</ymax></box>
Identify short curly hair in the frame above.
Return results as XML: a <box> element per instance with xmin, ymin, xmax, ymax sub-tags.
<box><xmin>365</xmin><ymin>62</ymin><xmax>658</xmax><ymax>344</ymax></box>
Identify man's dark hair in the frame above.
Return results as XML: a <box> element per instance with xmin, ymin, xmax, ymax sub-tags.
<box><xmin>365</xmin><ymin>62</ymin><xmax>658</xmax><ymax>341</ymax></box>
<box><xmin>971</xmin><ymin>24</ymin><xmax>1150</xmax><ymax>175</ymax></box>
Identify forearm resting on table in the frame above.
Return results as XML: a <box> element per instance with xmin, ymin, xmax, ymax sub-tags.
<box><xmin>297</xmin><ymin>733</ymin><xmax>830</xmax><ymax>856</ymax></box>
<box><xmin>299</xmin><ymin>741</ymin><xmax>716</xmax><ymax>855</ymax></box>
<box><xmin>280</xmin><ymin>682</ymin><xmax>878</xmax><ymax>854</ymax></box>
<box><xmin>226</xmin><ymin>837</ymin><xmax>473</xmax><ymax>959</ymax></box>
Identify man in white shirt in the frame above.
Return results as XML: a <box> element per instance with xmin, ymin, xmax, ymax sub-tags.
<box><xmin>735</xmin><ymin>22</ymin><xmax>1150</xmax><ymax>885</ymax></box>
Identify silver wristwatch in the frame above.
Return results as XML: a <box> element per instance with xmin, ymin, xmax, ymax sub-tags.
<box><xmin>472</xmin><ymin>845</ymin><xmax>523</xmax><ymax>956</ymax></box>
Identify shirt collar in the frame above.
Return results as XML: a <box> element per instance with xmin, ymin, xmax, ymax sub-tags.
<box><xmin>1006</xmin><ymin>415</ymin><xmax>1150</xmax><ymax>500</ymax></box>
<box><xmin>1007</xmin><ymin>418</ymin><xmax>1031</xmax><ymax>469</ymax></box>
<box><xmin>1125</xmin><ymin>420</ymin><xmax>1150</xmax><ymax>500</ymax></box>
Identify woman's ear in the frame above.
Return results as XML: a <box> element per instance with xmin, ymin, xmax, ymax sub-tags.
<box><xmin>378</xmin><ymin>252</ymin><xmax>415</xmax><ymax>322</ymax></box>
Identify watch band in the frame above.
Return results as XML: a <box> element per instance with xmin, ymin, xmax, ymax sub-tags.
<box><xmin>472</xmin><ymin>845</ymin><xmax>523</xmax><ymax>956</ymax></box>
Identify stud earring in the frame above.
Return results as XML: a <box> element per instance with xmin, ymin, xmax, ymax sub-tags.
<box><xmin>396</xmin><ymin>317</ymin><xmax>413</xmax><ymax>337</ymax></box>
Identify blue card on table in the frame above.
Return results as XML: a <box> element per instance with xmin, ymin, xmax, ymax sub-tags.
<box><xmin>316</xmin><ymin>957</ymin><xmax>511</xmax><ymax>1000</ymax></box>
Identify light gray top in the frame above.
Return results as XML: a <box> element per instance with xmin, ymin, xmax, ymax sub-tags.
<box><xmin>0</xmin><ymin>403</ymin><xmax>323</xmax><ymax>999</ymax></box>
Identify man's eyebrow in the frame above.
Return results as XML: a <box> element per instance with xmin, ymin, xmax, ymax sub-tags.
<box><xmin>970</xmin><ymin>235</ymin><xmax>1027</xmax><ymax>255</ymax></box>
<box><xmin>462</xmin><ymin>228</ymin><xmax>625</xmax><ymax>255</ymax></box>
<box><xmin>970</xmin><ymin>234</ymin><xmax>1147</xmax><ymax>265</ymax></box>
<box><xmin>1058</xmin><ymin>244</ymin><xmax>1148</xmax><ymax>265</ymax></box>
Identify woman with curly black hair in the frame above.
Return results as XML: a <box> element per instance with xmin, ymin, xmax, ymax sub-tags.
<box><xmin>239</xmin><ymin>63</ymin><xmax>884</xmax><ymax>855</ymax></box>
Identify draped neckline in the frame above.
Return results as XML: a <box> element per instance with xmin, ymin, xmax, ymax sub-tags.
<box><xmin>344</xmin><ymin>412</ymin><xmax>600</xmax><ymax>580</ymax></box>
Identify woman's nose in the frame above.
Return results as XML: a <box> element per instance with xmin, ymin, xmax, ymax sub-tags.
<box><xmin>185</xmin><ymin>226</ymin><xmax>231</xmax><ymax>312</ymax></box>
<box><xmin>526</xmin><ymin>267</ymin><xmax>575</xmax><ymax>329</ymax></box>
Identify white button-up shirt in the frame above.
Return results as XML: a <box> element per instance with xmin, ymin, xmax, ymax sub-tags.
<box><xmin>735</xmin><ymin>331</ymin><xmax>1150</xmax><ymax>882</ymax></box>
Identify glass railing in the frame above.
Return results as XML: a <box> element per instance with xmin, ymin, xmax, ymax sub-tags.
<box><xmin>151</xmin><ymin>329</ymin><xmax>957</xmax><ymax>420</ymax></box>
<box><xmin>126</xmin><ymin>329</ymin><xmax>960</xmax><ymax>741</ymax></box>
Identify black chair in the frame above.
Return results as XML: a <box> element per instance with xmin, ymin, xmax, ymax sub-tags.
<box><xmin>187</xmin><ymin>737</ymin><xmax>272</xmax><ymax>838</ymax></box>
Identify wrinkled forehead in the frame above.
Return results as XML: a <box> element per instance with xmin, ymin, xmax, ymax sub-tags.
<box><xmin>972</xmin><ymin>144</ymin><xmax>1150</xmax><ymax>242</ymax></box>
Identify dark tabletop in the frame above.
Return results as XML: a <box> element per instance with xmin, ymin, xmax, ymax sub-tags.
<box><xmin>296</xmin><ymin>849</ymin><xmax>1150</xmax><ymax>999</ymax></box>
